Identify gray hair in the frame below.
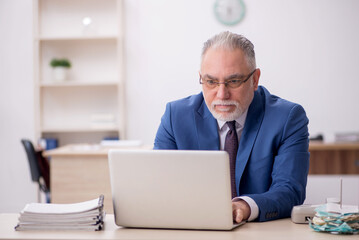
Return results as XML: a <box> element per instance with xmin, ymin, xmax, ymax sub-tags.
<box><xmin>201</xmin><ymin>31</ymin><xmax>256</xmax><ymax>69</ymax></box>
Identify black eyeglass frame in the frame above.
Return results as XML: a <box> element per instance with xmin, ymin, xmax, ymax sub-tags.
<box><xmin>199</xmin><ymin>69</ymin><xmax>257</xmax><ymax>89</ymax></box>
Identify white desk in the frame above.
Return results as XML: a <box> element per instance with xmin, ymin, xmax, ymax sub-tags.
<box><xmin>1</xmin><ymin>213</ymin><xmax>357</xmax><ymax>240</ymax></box>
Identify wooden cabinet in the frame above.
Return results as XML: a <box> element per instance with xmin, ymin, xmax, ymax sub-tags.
<box><xmin>33</xmin><ymin>0</ymin><xmax>125</xmax><ymax>146</ymax></box>
<box><xmin>49</xmin><ymin>152</ymin><xmax>114</xmax><ymax>213</ymax></box>
<box><xmin>44</xmin><ymin>144</ymin><xmax>152</xmax><ymax>213</ymax></box>
<box><xmin>309</xmin><ymin>142</ymin><xmax>359</xmax><ymax>174</ymax></box>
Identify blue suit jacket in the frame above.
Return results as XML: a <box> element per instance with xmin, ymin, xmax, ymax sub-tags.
<box><xmin>154</xmin><ymin>86</ymin><xmax>310</xmax><ymax>222</ymax></box>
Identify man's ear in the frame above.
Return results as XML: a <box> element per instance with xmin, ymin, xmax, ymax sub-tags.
<box><xmin>252</xmin><ymin>68</ymin><xmax>261</xmax><ymax>90</ymax></box>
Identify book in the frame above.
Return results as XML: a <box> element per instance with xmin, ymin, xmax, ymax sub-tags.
<box><xmin>15</xmin><ymin>195</ymin><xmax>104</xmax><ymax>231</ymax></box>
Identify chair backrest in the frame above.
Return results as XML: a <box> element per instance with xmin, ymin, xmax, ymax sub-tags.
<box><xmin>21</xmin><ymin>139</ymin><xmax>41</xmax><ymax>183</ymax></box>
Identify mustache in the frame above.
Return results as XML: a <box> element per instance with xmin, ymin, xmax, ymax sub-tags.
<box><xmin>211</xmin><ymin>100</ymin><xmax>239</xmax><ymax>107</ymax></box>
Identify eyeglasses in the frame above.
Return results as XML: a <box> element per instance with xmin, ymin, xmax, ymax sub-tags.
<box><xmin>199</xmin><ymin>69</ymin><xmax>256</xmax><ymax>89</ymax></box>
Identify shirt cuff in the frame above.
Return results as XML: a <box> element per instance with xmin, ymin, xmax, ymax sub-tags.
<box><xmin>233</xmin><ymin>196</ymin><xmax>259</xmax><ymax>222</ymax></box>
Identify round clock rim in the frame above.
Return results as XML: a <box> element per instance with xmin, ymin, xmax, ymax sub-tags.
<box><xmin>213</xmin><ymin>0</ymin><xmax>246</xmax><ymax>26</ymax></box>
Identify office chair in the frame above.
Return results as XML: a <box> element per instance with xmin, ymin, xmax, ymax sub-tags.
<box><xmin>21</xmin><ymin>139</ymin><xmax>50</xmax><ymax>203</ymax></box>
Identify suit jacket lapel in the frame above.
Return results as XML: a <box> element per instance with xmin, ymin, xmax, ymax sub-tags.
<box><xmin>236</xmin><ymin>90</ymin><xmax>265</xmax><ymax>190</ymax></box>
<box><xmin>194</xmin><ymin>97</ymin><xmax>219</xmax><ymax>150</ymax></box>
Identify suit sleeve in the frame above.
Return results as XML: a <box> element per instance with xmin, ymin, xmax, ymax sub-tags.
<box><xmin>246</xmin><ymin>104</ymin><xmax>310</xmax><ymax>222</ymax></box>
<box><xmin>154</xmin><ymin>103</ymin><xmax>178</xmax><ymax>149</ymax></box>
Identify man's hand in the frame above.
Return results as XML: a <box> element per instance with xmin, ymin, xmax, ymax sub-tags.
<box><xmin>232</xmin><ymin>200</ymin><xmax>251</xmax><ymax>223</ymax></box>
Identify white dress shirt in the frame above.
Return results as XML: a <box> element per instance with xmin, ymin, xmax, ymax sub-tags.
<box><xmin>217</xmin><ymin>110</ymin><xmax>259</xmax><ymax>221</ymax></box>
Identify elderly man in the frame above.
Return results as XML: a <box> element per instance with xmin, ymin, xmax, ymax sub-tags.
<box><xmin>154</xmin><ymin>31</ymin><xmax>309</xmax><ymax>222</ymax></box>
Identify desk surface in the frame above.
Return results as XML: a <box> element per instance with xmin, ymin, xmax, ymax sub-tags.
<box><xmin>43</xmin><ymin>144</ymin><xmax>153</xmax><ymax>157</ymax></box>
<box><xmin>1</xmin><ymin>213</ymin><xmax>357</xmax><ymax>240</ymax></box>
<box><xmin>309</xmin><ymin>142</ymin><xmax>359</xmax><ymax>150</ymax></box>
<box><xmin>44</xmin><ymin>142</ymin><xmax>359</xmax><ymax>157</ymax></box>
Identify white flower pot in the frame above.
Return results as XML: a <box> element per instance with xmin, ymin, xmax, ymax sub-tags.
<box><xmin>53</xmin><ymin>67</ymin><xmax>69</xmax><ymax>81</ymax></box>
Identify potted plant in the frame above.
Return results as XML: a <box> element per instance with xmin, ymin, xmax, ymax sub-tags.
<box><xmin>50</xmin><ymin>58</ymin><xmax>71</xmax><ymax>81</ymax></box>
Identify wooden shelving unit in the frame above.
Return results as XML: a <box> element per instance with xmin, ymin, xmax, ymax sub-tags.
<box><xmin>33</xmin><ymin>0</ymin><xmax>125</xmax><ymax>146</ymax></box>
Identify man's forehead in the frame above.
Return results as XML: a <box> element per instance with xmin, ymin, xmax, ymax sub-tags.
<box><xmin>201</xmin><ymin>48</ymin><xmax>249</xmax><ymax>71</ymax></box>
<box><xmin>201</xmin><ymin>53</ymin><xmax>250</xmax><ymax>77</ymax></box>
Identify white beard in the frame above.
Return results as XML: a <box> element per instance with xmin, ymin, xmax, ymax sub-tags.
<box><xmin>208</xmin><ymin>100</ymin><xmax>244</xmax><ymax>121</ymax></box>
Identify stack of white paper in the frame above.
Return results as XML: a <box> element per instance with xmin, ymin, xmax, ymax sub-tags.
<box><xmin>15</xmin><ymin>195</ymin><xmax>104</xmax><ymax>231</ymax></box>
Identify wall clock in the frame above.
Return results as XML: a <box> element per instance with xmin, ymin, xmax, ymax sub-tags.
<box><xmin>214</xmin><ymin>0</ymin><xmax>246</xmax><ymax>26</ymax></box>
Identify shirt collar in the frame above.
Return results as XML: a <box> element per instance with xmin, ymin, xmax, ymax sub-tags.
<box><xmin>218</xmin><ymin>109</ymin><xmax>248</xmax><ymax>131</ymax></box>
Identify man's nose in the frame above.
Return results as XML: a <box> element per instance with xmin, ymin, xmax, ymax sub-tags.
<box><xmin>216</xmin><ymin>83</ymin><xmax>230</xmax><ymax>99</ymax></box>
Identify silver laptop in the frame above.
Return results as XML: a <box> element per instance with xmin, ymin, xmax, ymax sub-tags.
<box><xmin>108</xmin><ymin>149</ymin><xmax>245</xmax><ymax>230</ymax></box>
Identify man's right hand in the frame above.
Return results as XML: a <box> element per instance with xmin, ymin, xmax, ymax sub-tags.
<box><xmin>232</xmin><ymin>200</ymin><xmax>251</xmax><ymax>223</ymax></box>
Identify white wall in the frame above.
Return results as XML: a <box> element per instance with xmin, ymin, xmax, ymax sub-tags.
<box><xmin>1</xmin><ymin>0</ymin><xmax>359</xmax><ymax>213</ymax></box>
<box><xmin>305</xmin><ymin>175</ymin><xmax>359</xmax><ymax>205</ymax></box>
<box><xmin>124</xmin><ymin>0</ymin><xmax>359</xmax><ymax>144</ymax></box>
<box><xmin>0</xmin><ymin>0</ymin><xmax>37</xmax><ymax>211</ymax></box>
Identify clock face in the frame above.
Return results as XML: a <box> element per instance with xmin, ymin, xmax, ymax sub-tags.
<box><xmin>214</xmin><ymin>0</ymin><xmax>246</xmax><ymax>26</ymax></box>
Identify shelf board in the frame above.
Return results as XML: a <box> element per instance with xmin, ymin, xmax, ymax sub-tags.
<box><xmin>41</xmin><ymin>126</ymin><xmax>119</xmax><ymax>133</ymax></box>
<box><xmin>40</xmin><ymin>81</ymin><xmax>119</xmax><ymax>88</ymax></box>
<box><xmin>37</xmin><ymin>35</ymin><xmax>118</xmax><ymax>41</ymax></box>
